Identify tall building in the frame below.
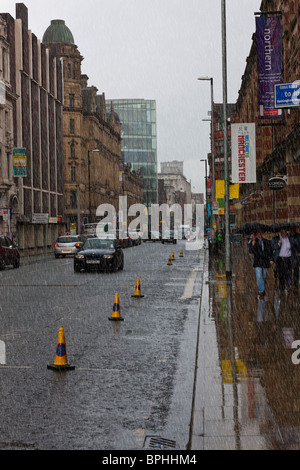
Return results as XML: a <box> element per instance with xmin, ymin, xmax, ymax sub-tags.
<box><xmin>106</xmin><ymin>99</ymin><xmax>158</xmax><ymax>205</ymax></box>
<box><xmin>0</xmin><ymin>4</ymin><xmax>65</xmax><ymax>253</ymax></box>
<box><xmin>42</xmin><ymin>19</ymin><xmax>122</xmax><ymax>228</ymax></box>
<box><xmin>233</xmin><ymin>0</ymin><xmax>300</xmax><ymax>227</ymax></box>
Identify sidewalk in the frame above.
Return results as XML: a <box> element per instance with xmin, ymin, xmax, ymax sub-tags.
<box><xmin>188</xmin><ymin>241</ymin><xmax>295</xmax><ymax>450</ymax></box>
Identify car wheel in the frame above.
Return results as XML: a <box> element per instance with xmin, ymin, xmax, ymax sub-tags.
<box><xmin>74</xmin><ymin>264</ymin><xmax>81</xmax><ymax>272</ymax></box>
<box><xmin>0</xmin><ymin>258</ymin><xmax>5</xmax><ymax>270</ymax></box>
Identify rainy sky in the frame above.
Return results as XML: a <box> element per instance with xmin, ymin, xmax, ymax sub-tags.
<box><xmin>1</xmin><ymin>0</ymin><xmax>262</xmax><ymax>194</ymax></box>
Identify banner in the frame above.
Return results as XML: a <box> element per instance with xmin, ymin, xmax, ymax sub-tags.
<box><xmin>13</xmin><ymin>148</ymin><xmax>27</xmax><ymax>177</ymax></box>
<box><xmin>231</xmin><ymin>124</ymin><xmax>256</xmax><ymax>184</ymax></box>
<box><xmin>256</xmin><ymin>15</ymin><xmax>282</xmax><ymax>119</ymax></box>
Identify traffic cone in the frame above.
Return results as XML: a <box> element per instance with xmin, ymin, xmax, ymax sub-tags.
<box><xmin>179</xmin><ymin>249</ymin><xmax>183</xmax><ymax>257</ymax></box>
<box><xmin>167</xmin><ymin>255</ymin><xmax>172</xmax><ymax>265</ymax></box>
<box><xmin>109</xmin><ymin>293</ymin><xmax>124</xmax><ymax>321</ymax></box>
<box><xmin>132</xmin><ymin>276</ymin><xmax>144</xmax><ymax>297</ymax></box>
<box><xmin>171</xmin><ymin>251</ymin><xmax>175</xmax><ymax>260</ymax></box>
<box><xmin>47</xmin><ymin>328</ymin><xmax>75</xmax><ymax>371</ymax></box>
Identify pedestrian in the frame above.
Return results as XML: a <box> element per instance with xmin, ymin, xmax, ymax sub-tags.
<box><xmin>271</xmin><ymin>232</ymin><xmax>279</xmax><ymax>285</ymax></box>
<box><xmin>270</xmin><ymin>229</ymin><xmax>298</xmax><ymax>294</ymax></box>
<box><xmin>217</xmin><ymin>231</ymin><xmax>223</xmax><ymax>249</ymax></box>
<box><xmin>249</xmin><ymin>229</ymin><xmax>273</xmax><ymax>299</ymax></box>
<box><xmin>289</xmin><ymin>227</ymin><xmax>300</xmax><ymax>292</ymax></box>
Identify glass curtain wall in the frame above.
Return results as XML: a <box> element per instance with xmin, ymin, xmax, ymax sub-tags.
<box><xmin>106</xmin><ymin>99</ymin><xmax>158</xmax><ymax>205</ymax></box>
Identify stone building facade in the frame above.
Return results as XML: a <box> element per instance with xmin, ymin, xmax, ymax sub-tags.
<box><xmin>158</xmin><ymin>161</ymin><xmax>192</xmax><ymax>205</ymax></box>
<box><xmin>42</xmin><ymin>20</ymin><xmax>122</xmax><ymax>230</ymax></box>
<box><xmin>0</xmin><ymin>4</ymin><xmax>65</xmax><ymax>253</ymax></box>
<box><xmin>0</xmin><ymin>15</ymin><xmax>18</xmax><ymax>236</ymax></box>
<box><xmin>233</xmin><ymin>0</ymin><xmax>300</xmax><ymax>227</ymax></box>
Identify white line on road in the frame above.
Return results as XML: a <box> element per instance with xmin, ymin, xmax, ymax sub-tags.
<box><xmin>181</xmin><ymin>266</ymin><xmax>200</xmax><ymax>299</ymax></box>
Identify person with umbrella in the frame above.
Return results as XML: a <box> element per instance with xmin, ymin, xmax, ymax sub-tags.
<box><xmin>288</xmin><ymin>225</ymin><xmax>300</xmax><ymax>292</ymax></box>
<box><xmin>249</xmin><ymin>228</ymin><xmax>273</xmax><ymax>299</ymax></box>
<box><xmin>270</xmin><ymin>228</ymin><xmax>299</xmax><ymax>294</ymax></box>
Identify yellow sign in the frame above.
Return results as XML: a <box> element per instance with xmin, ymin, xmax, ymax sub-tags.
<box><xmin>215</xmin><ymin>180</ymin><xmax>240</xmax><ymax>200</ymax></box>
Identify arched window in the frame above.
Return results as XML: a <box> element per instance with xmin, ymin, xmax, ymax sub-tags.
<box><xmin>67</xmin><ymin>63</ymin><xmax>71</xmax><ymax>79</ymax></box>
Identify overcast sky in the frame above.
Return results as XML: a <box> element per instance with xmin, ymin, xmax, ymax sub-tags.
<box><xmin>2</xmin><ymin>0</ymin><xmax>262</xmax><ymax>194</ymax></box>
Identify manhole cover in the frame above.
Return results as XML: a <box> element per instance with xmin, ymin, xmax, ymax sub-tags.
<box><xmin>143</xmin><ymin>435</ymin><xmax>177</xmax><ymax>449</ymax></box>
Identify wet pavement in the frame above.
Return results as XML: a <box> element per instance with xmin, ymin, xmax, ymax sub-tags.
<box><xmin>190</xmin><ymin>240</ymin><xmax>300</xmax><ymax>450</ymax></box>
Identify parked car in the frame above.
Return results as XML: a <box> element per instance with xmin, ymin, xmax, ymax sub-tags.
<box><xmin>54</xmin><ymin>235</ymin><xmax>85</xmax><ymax>258</ymax></box>
<box><xmin>144</xmin><ymin>231</ymin><xmax>161</xmax><ymax>242</ymax></box>
<box><xmin>161</xmin><ymin>230</ymin><xmax>177</xmax><ymax>244</ymax></box>
<box><xmin>114</xmin><ymin>230</ymin><xmax>134</xmax><ymax>248</ymax></box>
<box><xmin>0</xmin><ymin>235</ymin><xmax>20</xmax><ymax>269</ymax></box>
<box><xmin>82</xmin><ymin>233</ymin><xmax>97</xmax><ymax>240</ymax></box>
<box><xmin>74</xmin><ymin>237</ymin><xmax>124</xmax><ymax>272</ymax></box>
<box><xmin>129</xmin><ymin>231</ymin><xmax>142</xmax><ymax>246</ymax></box>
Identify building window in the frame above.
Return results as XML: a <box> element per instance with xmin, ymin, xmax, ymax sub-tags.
<box><xmin>71</xmin><ymin>166</ymin><xmax>75</xmax><ymax>182</ymax></box>
<box><xmin>70</xmin><ymin>143</ymin><xmax>75</xmax><ymax>158</ymax></box>
<box><xmin>69</xmin><ymin>94</ymin><xmax>74</xmax><ymax>107</ymax></box>
<box><xmin>70</xmin><ymin>119</ymin><xmax>74</xmax><ymax>134</ymax></box>
<box><xmin>70</xmin><ymin>191</ymin><xmax>77</xmax><ymax>209</ymax></box>
<box><xmin>67</xmin><ymin>63</ymin><xmax>71</xmax><ymax>79</ymax></box>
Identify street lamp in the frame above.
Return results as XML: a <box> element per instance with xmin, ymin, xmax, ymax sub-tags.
<box><xmin>198</xmin><ymin>77</ymin><xmax>215</xmax><ymax>208</ymax></box>
<box><xmin>88</xmin><ymin>148</ymin><xmax>100</xmax><ymax>222</ymax></box>
<box><xmin>200</xmin><ymin>159</ymin><xmax>208</xmax><ymax>233</ymax></box>
<box><xmin>198</xmin><ymin>76</ymin><xmax>216</xmax><ymax>247</ymax></box>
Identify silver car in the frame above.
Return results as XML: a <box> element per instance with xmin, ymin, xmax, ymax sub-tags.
<box><xmin>54</xmin><ymin>235</ymin><xmax>85</xmax><ymax>258</ymax></box>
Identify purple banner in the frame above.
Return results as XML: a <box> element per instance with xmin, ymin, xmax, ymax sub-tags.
<box><xmin>256</xmin><ymin>16</ymin><xmax>282</xmax><ymax>119</ymax></box>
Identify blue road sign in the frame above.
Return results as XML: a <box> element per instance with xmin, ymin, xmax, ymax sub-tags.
<box><xmin>274</xmin><ymin>82</ymin><xmax>300</xmax><ymax>108</ymax></box>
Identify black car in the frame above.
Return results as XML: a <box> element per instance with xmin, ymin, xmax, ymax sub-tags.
<box><xmin>161</xmin><ymin>230</ymin><xmax>177</xmax><ymax>244</ymax></box>
<box><xmin>144</xmin><ymin>231</ymin><xmax>161</xmax><ymax>242</ymax></box>
<box><xmin>0</xmin><ymin>235</ymin><xmax>20</xmax><ymax>269</ymax></box>
<box><xmin>74</xmin><ymin>237</ymin><xmax>124</xmax><ymax>272</ymax></box>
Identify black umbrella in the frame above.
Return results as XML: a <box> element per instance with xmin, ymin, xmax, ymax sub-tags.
<box><xmin>236</xmin><ymin>222</ymin><xmax>270</xmax><ymax>235</ymax></box>
<box><xmin>269</xmin><ymin>221</ymin><xmax>300</xmax><ymax>233</ymax></box>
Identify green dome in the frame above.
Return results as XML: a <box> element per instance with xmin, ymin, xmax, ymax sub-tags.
<box><xmin>42</xmin><ymin>20</ymin><xmax>74</xmax><ymax>44</ymax></box>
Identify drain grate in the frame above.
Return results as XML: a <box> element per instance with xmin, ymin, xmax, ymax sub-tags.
<box><xmin>143</xmin><ymin>435</ymin><xmax>177</xmax><ymax>449</ymax></box>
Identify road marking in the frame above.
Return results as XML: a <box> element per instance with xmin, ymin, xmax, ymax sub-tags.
<box><xmin>0</xmin><ymin>284</ymin><xmax>79</xmax><ymax>287</ymax></box>
<box><xmin>0</xmin><ymin>366</ymin><xmax>31</xmax><ymax>369</ymax></box>
<box><xmin>181</xmin><ymin>266</ymin><xmax>199</xmax><ymax>299</ymax></box>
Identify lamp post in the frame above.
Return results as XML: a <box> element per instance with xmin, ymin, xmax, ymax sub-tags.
<box><xmin>88</xmin><ymin>148</ymin><xmax>100</xmax><ymax>222</ymax></box>
<box><xmin>221</xmin><ymin>0</ymin><xmax>232</xmax><ymax>279</ymax></box>
<box><xmin>200</xmin><ymin>159</ymin><xmax>208</xmax><ymax>231</ymax></box>
<box><xmin>198</xmin><ymin>76</ymin><xmax>216</xmax><ymax>248</ymax></box>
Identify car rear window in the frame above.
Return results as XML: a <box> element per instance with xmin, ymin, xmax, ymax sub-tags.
<box><xmin>57</xmin><ymin>237</ymin><xmax>79</xmax><ymax>243</ymax></box>
<box><xmin>84</xmin><ymin>239</ymin><xmax>114</xmax><ymax>250</ymax></box>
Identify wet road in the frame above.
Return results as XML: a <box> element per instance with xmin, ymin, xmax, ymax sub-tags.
<box><xmin>2</xmin><ymin>238</ymin><xmax>299</xmax><ymax>451</ymax></box>
<box><xmin>190</xmin><ymin>240</ymin><xmax>300</xmax><ymax>450</ymax></box>
<box><xmin>0</xmin><ymin>241</ymin><xmax>204</xmax><ymax>450</ymax></box>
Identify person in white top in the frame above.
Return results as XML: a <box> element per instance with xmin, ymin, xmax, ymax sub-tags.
<box><xmin>270</xmin><ymin>229</ymin><xmax>298</xmax><ymax>293</ymax></box>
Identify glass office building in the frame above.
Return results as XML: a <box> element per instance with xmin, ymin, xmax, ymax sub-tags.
<box><xmin>106</xmin><ymin>99</ymin><xmax>158</xmax><ymax>204</ymax></box>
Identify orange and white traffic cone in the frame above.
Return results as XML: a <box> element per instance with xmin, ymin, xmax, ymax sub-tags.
<box><xmin>179</xmin><ymin>249</ymin><xmax>183</xmax><ymax>257</ymax></box>
<box><xmin>132</xmin><ymin>277</ymin><xmax>144</xmax><ymax>298</ymax></box>
<box><xmin>47</xmin><ymin>327</ymin><xmax>75</xmax><ymax>371</ymax></box>
<box><xmin>171</xmin><ymin>251</ymin><xmax>175</xmax><ymax>260</ymax></box>
<box><xmin>167</xmin><ymin>255</ymin><xmax>172</xmax><ymax>265</ymax></box>
<box><xmin>109</xmin><ymin>293</ymin><xmax>124</xmax><ymax>321</ymax></box>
